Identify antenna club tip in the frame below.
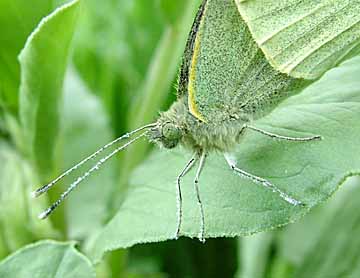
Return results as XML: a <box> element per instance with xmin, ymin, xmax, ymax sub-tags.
<box><xmin>31</xmin><ymin>190</ymin><xmax>40</xmax><ymax>198</ymax></box>
<box><xmin>38</xmin><ymin>210</ymin><xmax>50</xmax><ymax>220</ymax></box>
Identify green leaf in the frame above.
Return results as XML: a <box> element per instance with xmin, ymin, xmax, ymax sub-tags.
<box><xmin>158</xmin><ymin>0</ymin><xmax>190</xmax><ymax>25</ymax></box>
<box><xmin>0</xmin><ymin>114</ymin><xmax>5</xmax><ymax>138</ymax></box>
<box><xmin>89</xmin><ymin>54</ymin><xmax>360</xmax><ymax>262</ymax></box>
<box><xmin>0</xmin><ymin>0</ymin><xmax>54</xmax><ymax>111</ymax></box>
<box><xmin>275</xmin><ymin>178</ymin><xmax>360</xmax><ymax>277</ymax></box>
<box><xmin>19</xmin><ymin>0</ymin><xmax>80</xmax><ymax>179</ymax></box>
<box><xmin>277</xmin><ymin>197</ymin><xmax>340</xmax><ymax>266</ymax></box>
<box><xmin>235</xmin><ymin>0</ymin><xmax>360</xmax><ymax>79</ymax></box>
<box><xmin>293</xmin><ymin>178</ymin><xmax>360</xmax><ymax>277</ymax></box>
<box><xmin>237</xmin><ymin>233</ymin><xmax>274</xmax><ymax>278</ymax></box>
<box><xmin>0</xmin><ymin>141</ymin><xmax>58</xmax><ymax>260</ymax></box>
<box><xmin>72</xmin><ymin>0</ymin><xmax>165</xmax><ymax>136</ymax></box>
<box><xmin>0</xmin><ymin>240</ymin><xmax>96</xmax><ymax>278</ymax></box>
<box><xmin>60</xmin><ymin>68</ymin><xmax>116</xmax><ymax>239</ymax></box>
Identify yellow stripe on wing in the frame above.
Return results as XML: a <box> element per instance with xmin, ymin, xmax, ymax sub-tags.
<box><xmin>188</xmin><ymin>8</ymin><xmax>207</xmax><ymax>123</ymax></box>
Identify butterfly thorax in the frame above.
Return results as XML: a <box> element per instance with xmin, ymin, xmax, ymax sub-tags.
<box><xmin>148</xmin><ymin>97</ymin><xmax>249</xmax><ymax>152</ymax></box>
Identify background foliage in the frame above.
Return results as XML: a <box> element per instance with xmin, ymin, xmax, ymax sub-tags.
<box><xmin>0</xmin><ymin>0</ymin><xmax>360</xmax><ymax>277</ymax></box>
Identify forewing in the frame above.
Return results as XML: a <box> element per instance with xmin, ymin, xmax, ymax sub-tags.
<box><xmin>187</xmin><ymin>0</ymin><xmax>298</xmax><ymax>123</ymax></box>
<box><xmin>177</xmin><ymin>0</ymin><xmax>207</xmax><ymax>98</ymax></box>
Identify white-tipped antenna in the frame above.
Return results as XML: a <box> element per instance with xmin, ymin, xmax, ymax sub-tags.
<box><xmin>38</xmin><ymin>130</ymin><xmax>149</xmax><ymax>219</ymax></box>
<box><xmin>32</xmin><ymin>123</ymin><xmax>157</xmax><ymax>198</ymax></box>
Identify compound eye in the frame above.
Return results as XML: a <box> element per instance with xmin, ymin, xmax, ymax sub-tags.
<box><xmin>162</xmin><ymin>123</ymin><xmax>181</xmax><ymax>140</ymax></box>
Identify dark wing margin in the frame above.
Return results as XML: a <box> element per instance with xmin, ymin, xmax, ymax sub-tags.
<box><xmin>177</xmin><ymin>0</ymin><xmax>207</xmax><ymax>98</ymax></box>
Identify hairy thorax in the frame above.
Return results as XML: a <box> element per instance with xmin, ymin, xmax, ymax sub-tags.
<box><xmin>148</xmin><ymin>97</ymin><xmax>250</xmax><ymax>152</ymax></box>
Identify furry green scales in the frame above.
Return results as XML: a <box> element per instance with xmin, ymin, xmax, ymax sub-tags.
<box><xmin>33</xmin><ymin>0</ymin><xmax>320</xmax><ymax>242</ymax></box>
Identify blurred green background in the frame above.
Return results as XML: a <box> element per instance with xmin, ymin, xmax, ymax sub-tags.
<box><xmin>1</xmin><ymin>0</ymin><xmax>360</xmax><ymax>277</ymax></box>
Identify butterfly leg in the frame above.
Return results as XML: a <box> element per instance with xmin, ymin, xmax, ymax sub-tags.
<box><xmin>243</xmin><ymin>124</ymin><xmax>321</xmax><ymax>142</ymax></box>
<box><xmin>224</xmin><ymin>153</ymin><xmax>304</xmax><ymax>206</ymax></box>
<box><xmin>194</xmin><ymin>151</ymin><xmax>207</xmax><ymax>243</ymax></box>
<box><xmin>175</xmin><ymin>153</ymin><xmax>198</xmax><ymax>240</ymax></box>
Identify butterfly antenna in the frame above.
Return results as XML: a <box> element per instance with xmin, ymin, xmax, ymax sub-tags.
<box><xmin>38</xmin><ymin>130</ymin><xmax>149</xmax><ymax>219</ymax></box>
<box><xmin>32</xmin><ymin>123</ymin><xmax>157</xmax><ymax>198</ymax></box>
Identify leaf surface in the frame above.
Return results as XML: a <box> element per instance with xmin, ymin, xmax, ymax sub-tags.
<box><xmin>0</xmin><ymin>241</ymin><xmax>95</xmax><ymax>278</ymax></box>
<box><xmin>293</xmin><ymin>180</ymin><xmax>360</xmax><ymax>277</ymax></box>
<box><xmin>0</xmin><ymin>141</ymin><xmax>58</xmax><ymax>260</ymax></box>
<box><xmin>89</xmin><ymin>54</ymin><xmax>360</xmax><ymax>262</ymax></box>
<box><xmin>274</xmin><ymin>178</ymin><xmax>360</xmax><ymax>278</ymax></box>
<box><xmin>19</xmin><ymin>0</ymin><xmax>80</xmax><ymax>179</ymax></box>
<box><xmin>60</xmin><ymin>68</ymin><xmax>116</xmax><ymax>239</ymax></box>
<box><xmin>0</xmin><ymin>0</ymin><xmax>53</xmax><ymax>111</ymax></box>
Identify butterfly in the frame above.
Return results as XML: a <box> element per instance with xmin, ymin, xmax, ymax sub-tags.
<box><xmin>32</xmin><ymin>0</ymin><xmax>320</xmax><ymax>242</ymax></box>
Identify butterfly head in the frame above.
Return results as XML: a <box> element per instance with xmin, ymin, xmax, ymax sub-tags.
<box><xmin>148</xmin><ymin>121</ymin><xmax>183</xmax><ymax>149</ymax></box>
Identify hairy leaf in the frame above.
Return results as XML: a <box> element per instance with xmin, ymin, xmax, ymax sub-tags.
<box><xmin>89</xmin><ymin>54</ymin><xmax>360</xmax><ymax>262</ymax></box>
<box><xmin>0</xmin><ymin>241</ymin><xmax>95</xmax><ymax>278</ymax></box>
<box><xmin>0</xmin><ymin>0</ymin><xmax>53</xmax><ymax>111</ymax></box>
<box><xmin>235</xmin><ymin>0</ymin><xmax>360</xmax><ymax>79</ymax></box>
<box><xmin>19</xmin><ymin>0</ymin><xmax>80</xmax><ymax>179</ymax></box>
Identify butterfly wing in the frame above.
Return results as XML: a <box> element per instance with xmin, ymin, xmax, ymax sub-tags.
<box><xmin>177</xmin><ymin>0</ymin><xmax>207</xmax><ymax>98</ymax></box>
<box><xmin>183</xmin><ymin>0</ymin><xmax>300</xmax><ymax>123</ymax></box>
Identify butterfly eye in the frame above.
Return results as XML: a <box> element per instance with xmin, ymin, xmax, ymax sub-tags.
<box><xmin>162</xmin><ymin>123</ymin><xmax>181</xmax><ymax>141</ymax></box>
